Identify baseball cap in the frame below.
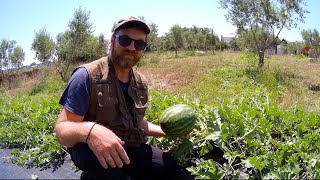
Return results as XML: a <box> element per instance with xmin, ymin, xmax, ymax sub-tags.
<box><xmin>114</xmin><ymin>16</ymin><xmax>150</xmax><ymax>35</ymax></box>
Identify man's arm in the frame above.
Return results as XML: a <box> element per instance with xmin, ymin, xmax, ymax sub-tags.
<box><xmin>138</xmin><ymin>120</ymin><xmax>166</xmax><ymax>137</ymax></box>
<box><xmin>55</xmin><ymin>108</ymin><xmax>95</xmax><ymax>147</ymax></box>
<box><xmin>55</xmin><ymin>109</ymin><xmax>130</xmax><ymax>169</ymax></box>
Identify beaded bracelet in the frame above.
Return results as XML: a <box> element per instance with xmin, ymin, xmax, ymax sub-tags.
<box><xmin>85</xmin><ymin>122</ymin><xmax>97</xmax><ymax>143</ymax></box>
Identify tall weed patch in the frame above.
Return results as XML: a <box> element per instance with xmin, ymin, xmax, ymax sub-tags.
<box><xmin>0</xmin><ymin>95</ymin><xmax>64</xmax><ymax>167</ymax></box>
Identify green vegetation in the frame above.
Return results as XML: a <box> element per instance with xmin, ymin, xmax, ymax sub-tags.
<box><xmin>0</xmin><ymin>39</ymin><xmax>25</xmax><ymax>71</ymax></box>
<box><xmin>0</xmin><ymin>95</ymin><xmax>63</xmax><ymax>167</ymax></box>
<box><xmin>146</xmin><ymin>88</ymin><xmax>320</xmax><ymax>179</ymax></box>
<box><xmin>301</xmin><ymin>29</ymin><xmax>320</xmax><ymax>58</ymax></box>
<box><xmin>0</xmin><ymin>3</ymin><xmax>318</xmax><ymax>178</ymax></box>
<box><xmin>0</xmin><ymin>51</ymin><xmax>319</xmax><ymax>178</ymax></box>
<box><xmin>219</xmin><ymin>0</ymin><xmax>309</xmax><ymax>67</ymax></box>
<box><xmin>31</xmin><ymin>7</ymin><xmax>108</xmax><ymax>82</ymax></box>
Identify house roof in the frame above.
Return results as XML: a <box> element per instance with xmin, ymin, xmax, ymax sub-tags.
<box><xmin>222</xmin><ymin>33</ymin><xmax>238</xmax><ymax>38</ymax></box>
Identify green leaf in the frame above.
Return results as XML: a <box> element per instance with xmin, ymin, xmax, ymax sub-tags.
<box><xmin>187</xmin><ymin>160</ymin><xmax>224</xmax><ymax>180</ymax></box>
<box><xmin>172</xmin><ymin>139</ymin><xmax>193</xmax><ymax>164</ymax></box>
<box><xmin>205</xmin><ymin>131</ymin><xmax>221</xmax><ymax>142</ymax></box>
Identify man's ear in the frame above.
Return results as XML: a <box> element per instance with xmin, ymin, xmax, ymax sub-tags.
<box><xmin>110</xmin><ymin>34</ymin><xmax>115</xmax><ymax>43</ymax></box>
<box><xmin>141</xmin><ymin>49</ymin><xmax>146</xmax><ymax>58</ymax></box>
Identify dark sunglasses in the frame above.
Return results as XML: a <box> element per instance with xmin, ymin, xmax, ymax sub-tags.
<box><xmin>115</xmin><ymin>35</ymin><xmax>148</xmax><ymax>51</ymax></box>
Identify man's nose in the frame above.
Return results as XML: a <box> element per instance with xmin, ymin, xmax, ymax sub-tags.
<box><xmin>127</xmin><ymin>40</ymin><xmax>136</xmax><ymax>51</ymax></box>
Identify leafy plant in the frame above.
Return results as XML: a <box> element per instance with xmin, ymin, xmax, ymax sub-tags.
<box><xmin>0</xmin><ymin>95</ymin><xmax>64</xmax><ymax>167</ymax></box>
<box><xmin>146</xmin><ymin>86</ymin><xmax>320</xmax><ymax>179</ymax></box>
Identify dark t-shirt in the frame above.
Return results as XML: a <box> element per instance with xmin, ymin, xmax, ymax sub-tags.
<box><xmin>118</xmin><ymin>80</ymin><xmax>134</xmax><ymax>107</ymax></box>
<box><xmin>59</xmin><ymin>67</ymin><xmax>132</xmax><ymax>116</ymax></box>
<box><xmin>59</xmin><ymin>68</ymin><xmax>90</xmax><ymax>116</ymax></box>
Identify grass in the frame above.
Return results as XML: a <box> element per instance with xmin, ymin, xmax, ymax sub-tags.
<box><xmin>1</xmin><ymin>51</ymin><xmax>319</xmax><ymax>113</ymax></box>
<box><xmin>137</xmin><ymin>51</ymin><xmax>320</xmax><ymax>113</ymax></box>
<box><xmin>265</xmin><ymin>55</ymin><xmax>320</xmax><ymax>112</ymax></box>
<box><xmin>0</xmin><ymin>51</ymin><xmax>320</xmax><ymax>175</ymax></box>
<box><xmin>1</xmin><ymin>65</ymin><xmax>67</xmax><ymax>96</ymax></box>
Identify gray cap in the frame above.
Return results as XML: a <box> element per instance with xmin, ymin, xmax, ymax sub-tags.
<box><xmin>114</xmin><ymin>16</ymin><xmax>150</xmax><ymax>34</ymax></box>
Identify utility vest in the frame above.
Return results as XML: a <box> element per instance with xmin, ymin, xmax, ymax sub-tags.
<box><xmin>77</xmin><ymin>57</ymin><xmax>149</xmax><ymax>147</ymax></box>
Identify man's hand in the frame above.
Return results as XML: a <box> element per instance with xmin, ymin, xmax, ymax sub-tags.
<box><xmin>55</xmin><ymin>108</ymin><xmax>130</xmax><ymax>169</ymax></box>
<box><xmin>86</xmin><ymin>124</ymin><xmax>130</xmax><ymax>169</ymax></box>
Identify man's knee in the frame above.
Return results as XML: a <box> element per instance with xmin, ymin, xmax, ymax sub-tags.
<box><xmin>70</xmin><ymin>143</ymin><xmax>99</xmax><ymax>171</ymax></box>
<box><xmin>151</xmin><ymin>146</ymin><xmax>164</xmax><ymax>165</ymax></box>
<box><xmin>72</xmin><ymin>143</ymin><xmax>129</xmax><ymax>180</ymax></box>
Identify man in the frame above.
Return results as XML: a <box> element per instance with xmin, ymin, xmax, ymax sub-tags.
<box><xmin>55</xmin><ymin>16</ymin><xmax>187</xmax><ymax>180</ymax></box>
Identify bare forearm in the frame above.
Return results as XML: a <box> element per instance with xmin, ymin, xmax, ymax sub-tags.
<box><xmin>55</xmin><ymin>108</ymin><xmax>130</xmax><ymax>169</ymax></box>
<box><xmin>138</xmin><ymin>120</ymin><xmax>166</xmax><ymax>137</ymax></box>
<box><xmin>55</xmin><ymin>121</ymin><xmax>95</xmax><ymax>147</ymax></box>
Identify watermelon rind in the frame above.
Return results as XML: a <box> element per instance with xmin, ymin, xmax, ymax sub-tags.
<box><xmin>159</xmin><ymin>104</ymin><xmax>197</xmax><ymax>138</ymax></box>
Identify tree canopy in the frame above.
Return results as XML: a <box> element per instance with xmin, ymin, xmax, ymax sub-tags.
<box><xmin>31</xmin><ymin>27</ymin><xmax>55</xmax><ymax>64</ymax></box>
<box><xmin>0</xmin><ymin>39</ymin><xmax>25</xmax><ymax>71</ymax></box>
<box><xmin>301</xmin><ymin>29</ymin><xmax>320</xmax><ymax>58</ymax></box>
<box><xmin>31</xmin><ymin>7</ymin><xmax>108</xmax><ymax>81</ymax></box>
<box><xmin>219</xmin><ymin>0</ymin><xmax>308</xmax><ymax>67</ymax></box>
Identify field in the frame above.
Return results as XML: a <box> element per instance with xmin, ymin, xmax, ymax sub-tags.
<box><xmin>1</xmin><ymin>51</ymin><xmax>320</xmax><ymax>179</ymax></box>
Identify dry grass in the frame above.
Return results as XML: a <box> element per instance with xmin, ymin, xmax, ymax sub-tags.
<box><xmin>137</xmin><ymin>51</ymin><xmax>320</xmax><ymax>112</ymax></box>
<box><xmin>267</xmin><ymin>55</ymin><xmax>320</xmax><ymax>112</ymax></box>
<box><xmin>137</xmin><ymin>51</ymin><xmax>242</xmax><ymax>91</ymax></box>
<box><xmin>2</xmin><ymin>65</ymin><xmax>59</xmax><ymax>96</ymax></box>
<box><xmin>271</xmin><ymin>55</ymin><xmax>320</xmax><ymax>87</ymax></box>
<box><xmin>2</xmin><ymin>51</ymin><xmax>319</xmax><ymax>112</ymax></box>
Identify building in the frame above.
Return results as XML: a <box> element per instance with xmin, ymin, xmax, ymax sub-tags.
<box><xmin>221</xmin><ymin>33</ymin><xmax>238</xmax><ymax>44</ymax></box>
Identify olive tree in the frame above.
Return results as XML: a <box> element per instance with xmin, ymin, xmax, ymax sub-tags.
<box><xmin>301</xmin><ymin>29</ymin><xmax>320</xmax><ymax>58</ymax></box>
<box><xmin>31</xmin><ymin>27</ymin><xmax>55</xmax><ymax>64</ymax></box>
<box><xmin>219</xmin><ymin>0</ymin><xmax>308</xmax><ymax>68</ymax></box>
<box><xmin>147</xmin><ymin>22</ymin><xmax>161</xmax><ymax>51</ymax></box>
<box><xmin>0</xmin><ymin>39</ymin><xmax>15</xmax><ymax>71</ymax></box>
<box><xmin>10</xmin><ymin>46</ymin><xmax>25</xmax><ymax>68</ymax></box>
<box><xmin>0</xmin><ymin>39</ymin><xmax>25</xmax><ymax>71</ymax></box>
<box><xmin>32</xmin><ymin>7</ymin><xmax>107</xmax><ymax>81</ymax></box>
<box><xmin>169</xmin><ymin>24</ymin><xmax>184</xmax><ymax>57</ymax></box>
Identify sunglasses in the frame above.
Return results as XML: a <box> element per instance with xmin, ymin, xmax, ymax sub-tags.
<box><xmin>115</xmin><ymin>35</ymin><xmax>148</xmax><ymax>51</ymax></box>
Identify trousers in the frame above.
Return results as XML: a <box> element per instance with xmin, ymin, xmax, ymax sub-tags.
<box><xmin>69</xmin><ymin>143</ymin><xmax>179</xmax><ymax>180</ymax></box>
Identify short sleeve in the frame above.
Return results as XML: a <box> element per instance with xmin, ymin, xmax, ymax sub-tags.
<box><xmin>59</xmin><ymin>68</ymin><xmax>90</xmax><ymax>116</ymax></box>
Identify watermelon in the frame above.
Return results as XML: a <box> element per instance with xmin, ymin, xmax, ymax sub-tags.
<box><xmin>159</xmin><ymin>104</ymin><xmax>197</xmax><ymax>138</ymax></box>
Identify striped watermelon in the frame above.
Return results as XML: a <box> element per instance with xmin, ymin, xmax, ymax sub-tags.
<box><xmin>160</xmin><ymin>104</ymin><xmax>197</xmax><ymax>138</ymax></box>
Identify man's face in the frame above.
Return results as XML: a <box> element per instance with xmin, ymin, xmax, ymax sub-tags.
<box><xmin>111</xmin><ymin>28</ymin><xmax>147</xmax><ymax>69</ymax></box>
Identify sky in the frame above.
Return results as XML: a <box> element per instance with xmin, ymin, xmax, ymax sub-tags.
<box><xmin>1</xmin><ymin>0</ymin><xmax>319</xmax><ymax>66</ymax></box>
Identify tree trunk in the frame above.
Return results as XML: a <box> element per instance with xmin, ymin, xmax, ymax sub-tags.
<box><xmin>54</xmin><ymin>61</ymin><xmax>70</xmax><ymax>82</ymax></box>
<box><xmin>8</xmin><ymin>75</ymin><xmax>12</xmax><ymax>89</ymax></box>
<box><xmin>175</xmin><ymin>48</ymin><xmax>178</xmax><ymax>58</ymax></box>
<box><xmin>58</xmin><ymin>71</ymin><xmax>67</xmax><ymax>82</ymax></box>
<box><xmin>258</xmin><ymin>51</ymin><xmax>265</xmax><ymax>68</ymax></box>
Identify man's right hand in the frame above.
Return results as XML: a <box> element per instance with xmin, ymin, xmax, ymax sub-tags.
<box><xmin>86</xmin><ymin>124</ymin><xmax>130</xmax><ymax>169</ymax></box>
<box><xmin>55</xmin><ymin>108</ymin><xmax>130</xmax><ymax>169</ymax></box>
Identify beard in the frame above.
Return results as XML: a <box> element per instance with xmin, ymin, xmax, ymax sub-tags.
<box><xmin>111</xmin><ymin>48</ymin><xmax>140</xmax><ymax>69</ymax></box>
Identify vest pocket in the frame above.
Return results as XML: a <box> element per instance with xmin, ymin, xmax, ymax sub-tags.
<box><xmin>97</xmin><ymin>84</ymin><xmax>119</xmax><ymax>107</ymax></box>
<box><xmin>97</xmin><ymin>91</ymin><xmax>118</xmax><ymax>107</ymax></box>
<box><xmin>96</xmin><ymin>84</ymin><xmax>120</xmax><ymax>126</ymax></box>
<box><xmin>134</xmin><ymin>100</ymin><xmax>148</xmax><ymax>122</ymax></box>
<box><xmin>130</xmin><ymin>86</ymin><xmax>148</xmax><ymax>122</ymax></box>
